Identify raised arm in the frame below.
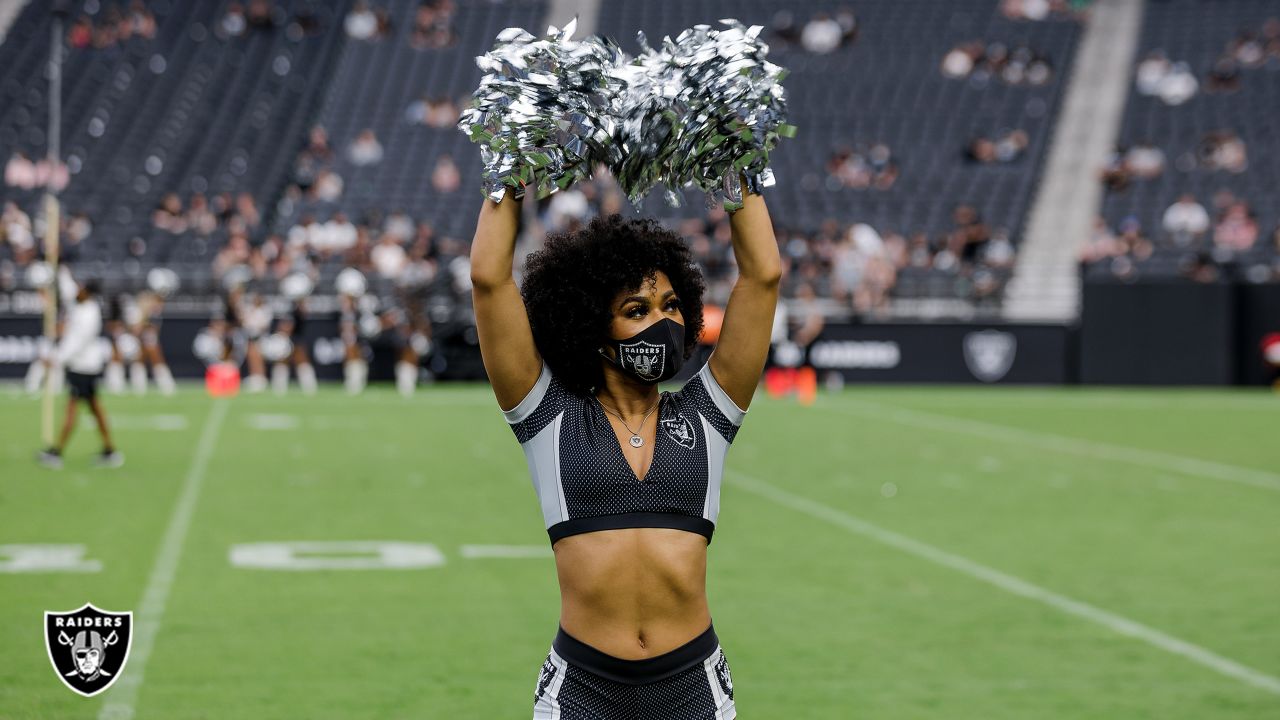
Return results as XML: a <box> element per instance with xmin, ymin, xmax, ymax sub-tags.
<box><xmin>709</xmin><ymin>186</ymin><xmax>783</xmax><ymax>411</ymax></box>
<box><xmin>470</xmin><ymin>196</ymin><xmax>542</xmax><ymax>411</ymax></box>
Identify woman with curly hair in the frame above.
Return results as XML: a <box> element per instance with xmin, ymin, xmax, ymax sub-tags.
<box><xmin>471</xmin><ymin>182</ymin><xmax>780</xmax><ymax>719</ymax></box>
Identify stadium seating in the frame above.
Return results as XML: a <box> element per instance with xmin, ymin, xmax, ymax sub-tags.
<box><xmin>1090</xmin><ymin>0</ymin><xmax>1279</xmax><ymax>281</ymax></box>
<box><xmin>0</xmin><ymin>0</ymin><xmax>352</xmax><ymax>295</ymax></box>
<box><xmin>276</xmin><ymin>0</ymin><xmax>548</xmax><ymax>240</ymax></box>
<box><xmin>596</xmin><ymin>1</ymin><xmax>1081</xmax><ymax>247</ymax></box>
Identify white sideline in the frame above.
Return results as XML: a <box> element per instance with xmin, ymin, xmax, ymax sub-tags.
<box><xmin>98</xmin><ymin>400</ymin><xmax>229</xmax><ymax>720</ymax></box>
<box><xmin>821</xmin><ymin>400</ymin><xmax>1280</xmax><ymax>493</ymax></box>
<box><xmin>727</xmin><ymin>470</ymin><xmax>1280</xmax><ymax>696</ymax></box>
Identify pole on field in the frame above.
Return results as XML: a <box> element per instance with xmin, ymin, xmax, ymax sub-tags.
<box><xmin>41</xmin><ymin>5</ymin><xmax>67</xmax><ymax>447</ymax></box>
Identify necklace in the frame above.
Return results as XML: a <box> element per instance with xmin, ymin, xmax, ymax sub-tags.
<box><xmin>597</xmin><ymin>396</ymin><xmax>660</xmax><ymax>448</ymax></box>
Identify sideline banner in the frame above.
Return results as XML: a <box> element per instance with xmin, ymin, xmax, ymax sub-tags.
<box><xmin>768</xmin><ymin>323</ymin><xmax>1072</xmax><ymax>384</ymax></box>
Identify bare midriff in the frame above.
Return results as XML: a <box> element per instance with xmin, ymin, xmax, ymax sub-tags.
<box><xmin>554</xmin><ymin>526</ymin><xmax>711</xmax><ymax>660</ymax></box>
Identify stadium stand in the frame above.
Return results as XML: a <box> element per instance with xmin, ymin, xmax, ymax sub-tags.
<box><xmin>0</xmin><ymin>0</ymin><xmax>1095</xmax><ymax>313</ymax></box>
<box><xmin>1</xmin><ymin>0</ymin><xmax>351</xmax><ymax>296</ymax></box>
<box><xmin>1085</xmin><ymin>0</ymin><xmax>1280</xmax><ymax>283</ymax></box>
<box><xmin>596</xmin><ymin>0</ymin><xmax>1083</xmax><ymax>314</ymax></box>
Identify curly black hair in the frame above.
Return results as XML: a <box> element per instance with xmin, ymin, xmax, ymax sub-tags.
<box><xmin>521</xmin><ymin>214</ymin><xmax>706</xmax><ymax>396</ymax></box>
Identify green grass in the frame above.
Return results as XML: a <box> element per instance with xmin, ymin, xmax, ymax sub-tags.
<box><xmin>1</xmin><ymin>383</ymin><xmax>1278</xmax><ymax>719</ymax></box>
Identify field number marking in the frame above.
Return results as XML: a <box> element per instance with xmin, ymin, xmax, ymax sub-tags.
<box><xmin>230</xmin><ymin>541</ymin><xmax>445</xmax><ymax>570</ymax></box>
<box><xmin>0</xmin><ymin>544</ymin><xmax>101</xmax><ymax>573</ymax></box>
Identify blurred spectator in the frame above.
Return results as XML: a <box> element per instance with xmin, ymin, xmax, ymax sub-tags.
<box><xmin>545</xmin><ymin>188</ymin><xmax>590</xmax><ymax>233</ymax></box>
<box><xmin>288</xmin><ymin>215</ymin><xmax>320</xmax><ymax>250</ymax></box>
<box><xmin>371</xmin><ymin>233</ymin><xmax>408</xmax><ymax>279</ymax></box>
<box><xmin>1198</xmin><ymin>131</ymin><xmax>1248</xmax><ymax>173</ymax></box>
<box><xmin>347</xmin><ymin>129</ymin><xmax>384</xmax><ymax>167</ymax></box>
<box><xmin>1154</xmin><ymin>61</ymin><xmax>1198</xmax><ymax>105</ymax></box>
<box><xmin>1002</xmin><ymin>0</ymin><xmax>1049</xmax><ymax>21</ymax></box>
<box><xmin>213</xmin><ymin>232</ymin><xmax>253</xmax><ymax>278</ymax></box>
<box><xmin>965</xmin><ymin>130</ymin><xmax>1028</xmax><ymax>164</ymax></box>
<box><xmin>1213</xmin><ymin>202</ymin><xmax>1258</xmax><ymax>251</ymax></box>
<box><xmin>1135</xmin><ymin>51</ymin><xmax>1170</xmax><ymax>95</ymax></box>
<box><xmin>1182</xmin><ymin>251</ymin><xmax>1221</xmax><ymax>283</ymax></box>
<box><xmin>293</xmin><ymin>125</ymin><xmax>334</xmax><ymax>195</ymax></box>
<box><xmin>313</xmin><ymin>169</ymin><xmax>344</xmax><ymax>202</ymax></box>
<box><xmin>4</xmin><ymin>151</ymin><xmax>37</xmax><ymax>189</ymax></box>
<box><xmin>345</xmin><ymin>2</ymin><xmax>379</xmax><ymax>40</ymax></box>
<box><xmin>152</xmin><ymin>194</ymin><xmax>188</xmax><ymax>234</ymax></box>
<box><xmin>425</xmin><ymin>97</ymin><xmax>460</xmax><ymax>128</ymax></box>
<box><xmin>1206</xmin><ymin>57</ymin><xmax>1241</xmax><ymax>93</ymax></box>
<box><xmin>127</xmin><ymin>1</ymin><xmax>157</xmax><ymax>39</ymax></box>
<box><xmin>801</xmin><ymin>13</ymin><xmax>843</xmax><ymax>54</ymax></box>
<box><xmin>236</xmin><ymin>193</ymin><xmax>261</xmax><ymax>230</ymax></box>
<box><xmin>431</xmin><ymin>155</ymin><xmax>460</xmax><ymax>194</ymax></box>
<box><xmin>1125</xmin><ymin>143</ymin><xmax>1166</xmax><ymax>179</ymax></box>
<box><xmin>1229</xmin><ymin>30</ymin><xmax>1266</xmax><ymax>68</ymax></box>
<box><xmin>944</xmin><ymin>42</ymin><xmax>1054</xmax><ymax>85</ymax></box>
<box><xmin>1100</xmin><ymin>142</ymin><xmax>1166</xmax><ymax>192</ymax></box>
<box><xmin>221</xmin><ymin>2</ymin><xmax>248</xmax><ymax>38</ymax></box>
<box><xmin>1118</xmin><ymin>217</ymin><xmax>1154</xmax><ymax>261</ymax></box>
<box><xmin>67</xmin><ymin>212</ymin><xmax>93</xmax><ymax>246</ymax></box>
<box><xmin>68</xmin><ymin>15</ymin><xmax>93</xmax><ymax>48</ymax></box>
<box><xmin>187</xmin><ymin>193</ymin><xmax>217</xmax><ymax>236</ymax></box>
<box><xmin>318</xmin><ymin>212</ymin><xmax>358</xmax><ymax>257</ymax></box>
<box><xmin>383</xmin><ymin>211</ymin><xmax>415</xmax><ymax>242</ymax></box>
<box><xmin>246</xmin><ymin>0</ymin><xmax>276</xmax><ymax>30</ymax></box>
<box><xmin>411</xmin><ymin>0</ymin><xmax>456</xmax><ymax>50</ymax></box>
<box><xmin>1079</xmin><ymin>216</ymin><xmax>1120</xmax><ymax>263</ymax></box>
<box><xmin>1161</xmin><ymin>194</ymin><xmax>1210</xmax><ymax>247</ymax></box>
<box><xmin>941</xmin><ymin>43</ymin><xmax>980</xmax><ymax>78</ymax></box>
<box><xmin>2</xmin><ymin>201</ymin><xmax>35</xmax><ymax>264</ymax></box>
<box><xmin>826</xmin><ymin>143</ymin><xmax>897</xmax><ymax>190</ymax></box>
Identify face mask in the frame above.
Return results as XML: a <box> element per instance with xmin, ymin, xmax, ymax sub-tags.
<box><xmin>600</xmin><ymin>317</ymin><xmax>686</xmax><ymax>384</ymax></box>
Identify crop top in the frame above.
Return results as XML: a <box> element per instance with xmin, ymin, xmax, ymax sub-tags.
<box><xmin>503</xmin><ymin>358</ymin><xmax>746</xmax><ymax>545</ymax></box>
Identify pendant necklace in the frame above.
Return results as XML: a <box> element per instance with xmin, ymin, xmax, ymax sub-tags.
<box><xmin>598</xmin><ymin>396</ymin><xmax>660</xmax><ymax>448</ymax></box>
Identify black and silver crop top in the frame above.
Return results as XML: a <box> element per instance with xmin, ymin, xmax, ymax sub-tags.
<box><xmin>502</xmin><ymin>358</ymin><xmax>746</xmax><ymax>544</ymax></box>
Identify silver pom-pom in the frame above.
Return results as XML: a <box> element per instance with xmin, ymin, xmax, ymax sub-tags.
<box><xmin>614</xmin><ymin>20</ymin><xmax>794</xmax><ymax>211</ymax></box>
<box><xmin>458</xmin><ymin>19</ymin><xmax>624</xmax><ymax>203</ymax></box>
<box><xmin>460</xmin><ymin>18</ymin><xmax>794</xmax><ymax>210</ymax></box>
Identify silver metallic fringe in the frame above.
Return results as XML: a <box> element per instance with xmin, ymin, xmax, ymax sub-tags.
<box><xmin>459</xmin><ymin>18</ymin><xmax>795</xmax><ymax>211</ymax></box>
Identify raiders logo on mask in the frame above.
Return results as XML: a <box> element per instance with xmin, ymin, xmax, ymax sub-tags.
<box><xmin>602</xmin><ymin>318</ymin><xmax>686</xmax><ymax>385</ymax></box>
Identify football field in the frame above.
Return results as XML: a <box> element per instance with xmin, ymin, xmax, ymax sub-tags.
<box><xmin>2</xmin><ymin>383</ymin><xmax>1278</xmax><ymax>719</ymax></box>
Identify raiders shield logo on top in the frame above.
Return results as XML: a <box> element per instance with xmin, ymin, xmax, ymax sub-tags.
<box><xmin>620</xmin><ymin>340</ymin><xmax>665</xmax><ymax>382</ymax></box>
<box><xmin>962</xmin><ymin>330</ymin><xmax>1017</xmax><ymax>383</ymax></box>
<box><xmin>45</xmin><ymin>603</ymin><xmax>133</xmax><ymax>697</ymax></box>
<box><xmin>661</xmin><ymin>414</ymin><xmax>696</xmax><ymax>449</ymax></box>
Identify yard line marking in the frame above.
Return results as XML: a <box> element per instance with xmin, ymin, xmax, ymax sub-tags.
<box><xmin>244</xmin><ymin>413</ymin><xmax>299</xmax><ymax>430</ymax></box>
<box><xmin>98</xmin><ymin>400</ymin><xmax>229</xmax><ymax>720</ymax></box>
<box><xmin>727</xmin><ymin>470</ymin><xmax>1280</xmax><ymax>696</ymax></box>
<box><xmin>818</xmin><ymin>400</ymin><xmax>1280</xmax><ymax>493</ymax></box>
<box><xmin>460</xmin><ymin>544</ymin><xmax>554</xmax><ymax>559</ymax></box>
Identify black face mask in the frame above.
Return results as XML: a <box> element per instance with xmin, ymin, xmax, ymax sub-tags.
<box><xmin>600</xmin><ymin>317</ymin><xmax>686</xmax><ymax>385</ymax></box>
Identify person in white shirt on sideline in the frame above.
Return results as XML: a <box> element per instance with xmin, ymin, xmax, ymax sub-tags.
<box><xmin>38</xmin><ymin>276</ymin><xmax>123</xmax><ymax>469</ymax></box>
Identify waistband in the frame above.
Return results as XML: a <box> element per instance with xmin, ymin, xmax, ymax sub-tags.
<box><xmin>552</xmin><ymin>624</ymin><xmax>718</xmax><ymax>686</ymax></box>
<box><xmin>548</xmin><ymin>512</ymin><xmax>715</xmax><ymax>545</ymax></box>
